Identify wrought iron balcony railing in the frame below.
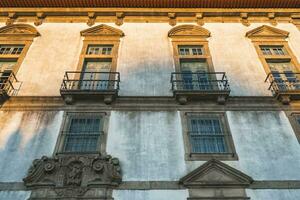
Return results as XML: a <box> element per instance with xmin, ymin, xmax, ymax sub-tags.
<box><xmin>265</xmin><ymin>72</ymin><xmax>300</xmax><ymax>104</ymax></box>
<box><xmin>60</xmin><ymin>71</ymin><xmax>120</xmax><ymax>104</ymax></box>
<box><xmin>171</xmin><ymin>72</ymin><xmax>230</xmax><ymax>92</ymax></box>
<box><xmin>60</xmin><ymin>71</ymin><xmax>120</xmax><ymax>92</ymax></box>
<box><xmin>170</xmin><ymin>72</ymin><xmax>230</xmax><ymax>104</ymax></box>
<box><xmin>0</xmin><ymin>71</ymin><xmax>18</xmax><ymax>100</ymax></box>
<box><xmin>265</xmin><ymin>72</ymin><xmax>300</xmax><ymax>93</ymax></box>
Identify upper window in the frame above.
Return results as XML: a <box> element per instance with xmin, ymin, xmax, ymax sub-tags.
<box><xmin>56</xmin><ymin>112</ymin><xmax>106</xmax><ymax>153</ymax></box>
<box><xmin>87</xmin><ymin>45</ymin><xmax>113</xmax><ymax>56</ymax></box>
<box><xmin>0</xmin><ymin>45</ymin><xmax>24</xmax><ymax>55</ymax></box>
<box><xmin>178</xmin><ymin>45</ymin><xmax>204</xmax><ymax>56</ymax></box>
<box><xmin>183</xmin><ymin>113</ymin><xmax>237</xmax><ymax>161</ymax></box>
<box><xmin>260</xmin><ymin>46</ymin><xmax>286</xmax><ymax>56</ymax></box>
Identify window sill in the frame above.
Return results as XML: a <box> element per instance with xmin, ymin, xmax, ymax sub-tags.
<box><xmin>185</xmin><ymin>152</ymin><xmax>238</xmax><ymax>161</ymax></box>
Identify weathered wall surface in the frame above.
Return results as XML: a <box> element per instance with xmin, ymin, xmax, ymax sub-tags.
<box><xmin>0</xmin><ymin>191</ymin><xmax>30</xmax><ymax>200</ymax></box>
<box><xmin>107</xmin><ymin>111</ymin><xmax>186</xmax><ymax>181</ymax></box>
<box><xmin>1</xmin><ymin>22</ymin><xmax>300</xmax><ymax>97</ymax></box>
<box><xmin>107</xmin><ymin>111</ymin><xmax>300</xmax><ymax>181</ymax></box>
<box><xmin>0</xmin><ymin>111</ymin><xmax>63</xmax><ymax>182</ymax></box>
<box><xmin>117</xmin><ymin>23</ymin><xmax>174</xmax><ymax>96</ymax></box>
<box><xmin>246</xmin><ymin>189</ymin><xmax>300</xmax><ymax>199</ymax></box>
<box><xmin>112</xmin><ymin>190</ymin><xmax>189</xmax><ymax>200</ymax></box>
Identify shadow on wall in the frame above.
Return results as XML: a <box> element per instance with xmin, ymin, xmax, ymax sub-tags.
<box><xmin>0</xmin><ymin>111</ymin><xmax>62</xmax><ymax>182</ymax></box>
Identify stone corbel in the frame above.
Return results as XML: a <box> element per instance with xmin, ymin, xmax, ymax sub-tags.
<box><xmin>291</xmin><ymin>13</ymin><xmax>300</xmax><ymax>30</ymax></box>
<box><xmin>34</xmin><ymin>12</ymin><xmax>45</xmax><ymax>26</ymax></box>
<box><xmin>240</xmin><ymin>13</ymin><xmax>250</xmax><ymax>27</ymax></box>
<box><xmin>268</xmin><ymin>13</ymin><xmax>277</xmax><ymax>26</ymax></box>
<box><xmin>87</xmin><ymin>12</ymin><xmax>96</xmax><ymax>27</ymax></box>
<box><xmin>196</xmin><ymin>13</ymin><xmax>204</xmax><ymax>26</ymax></box>
<box><xmin>6</xmin><ymin>12</ymin><xmax>17</xmax><ymax>25</ymax></box>
<box><xmin>115</xmin><ymin>12</ymin><xmax>124</xmax><ymax>26</ymax></box>
<box><xmin>168</xmin><ymin>13</ymin><xmax>177</xmax><ymax>26</ymax></box>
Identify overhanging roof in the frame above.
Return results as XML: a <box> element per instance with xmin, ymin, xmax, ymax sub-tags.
<box><xmin>0</xmin><ymin>0</ymin><xmax>299</xmax><ymax>8</ymax></box>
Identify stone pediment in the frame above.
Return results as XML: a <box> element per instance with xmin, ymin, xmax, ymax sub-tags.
<box><xmin>0</xmin><ymin>24</ymin><xmax>40</xmax><ymax>37</ymax></box>
<box><xmin>23</xmin><ymin>154</ymin><xmax>122</xmax><ymax>199</ymax></box>
<box><xmin>246</xmin><ymin>25</ymin><xmax>289</xmax><ymax>39</ymax></box>
<box><xmin>179</xmin><ymin>159</ymin><xmax>253</xmax><ymax>188</ymax></box>
<box><xmin>80</xmin><ymin>24</ymin><xmax>124</xmax><ymax>37</ymax></box>
<box><xmin>168</xmin><ymin>25</ymin><xmax>211</xmax><ymax>38</ymax></box>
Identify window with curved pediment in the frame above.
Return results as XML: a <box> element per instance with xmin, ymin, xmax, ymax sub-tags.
<box><xmin>0</xmin><ymin>24</ymin><xmax>40</xmax><ymax>99</ymax></box>
<box><xmin>77</xmin><ymin>25</ymin><xmax>123</xmax><ymax>91</ymax></box>
<box><xmin>247</xmin><ymin>25</ymin><xmax>300</xmax><ymax>104</ymax></box>
<box><xmin>169</xmin><ymin>25</ymin><xmax>214</xmax><ymax>90</ymax></box>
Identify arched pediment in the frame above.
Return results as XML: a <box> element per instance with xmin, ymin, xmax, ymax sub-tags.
<box><xmin>0</xmin><ymin>24</ymin><xmax>40</xmax><ymax>37</ymax></box>
<box><xmin>168</xmin><ymin>25</ymin><xmax>210</xmax><ymax>38</ymax></box>
<box><xmin>80</xmin><ymin>24</ymin><xmax>124</xmax><ymax>37</ymax></box>
<box><xmin>246</xmin><ymin>25</ymin><xmax>289</xmax><ymax>39</ymax></box>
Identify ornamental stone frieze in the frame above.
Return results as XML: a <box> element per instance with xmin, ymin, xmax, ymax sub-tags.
<box><xmin>23</xmin><ymin>154</ymin><xmax>122</xmax><ymax>199</ymax></box>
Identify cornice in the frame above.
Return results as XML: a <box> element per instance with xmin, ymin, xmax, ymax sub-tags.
<box><xmin>0</xmin><ymin>0</ymin><xmax>299</xmax><ymax>9</ymax></box>
<box><xmin>0</xmin><ymin>9</ymin><xmax>299</xmax><ymax>26</ymax></box>
<box><xmin>2</xmin><ymin>96</ymin><xmax>300</xmax><ymax>111</ymax></box>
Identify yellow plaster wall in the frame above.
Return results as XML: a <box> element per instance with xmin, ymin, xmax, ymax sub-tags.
<box><xmin>1</xmin><ymin>22</ymin><xmax>299</xmax><ymax>96</ymax></box>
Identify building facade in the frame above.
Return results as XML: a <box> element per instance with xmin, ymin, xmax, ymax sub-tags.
<box><xmin>0</xmin><ymin>0</ymin><xmax>300</xmax><ymax>199</ymax></box>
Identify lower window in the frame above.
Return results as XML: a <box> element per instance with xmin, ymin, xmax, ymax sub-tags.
<box><xmin>55</xmin><ymin>112</ymin><xmax>106</xmax><ymax>154</ymax></box>
<box><xmin>183</xmin><ymin>112</ymin><xmax>238</xmax><ymax>161</ymax></box>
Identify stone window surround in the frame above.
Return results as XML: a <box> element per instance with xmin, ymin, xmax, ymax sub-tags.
<box><xmin>53</xmin><ymin>111</ymin><xmax>110</xmax><ymax>155</ymax></box>
<box><xmin>181</xmin><ymin>111</ymin><xmax>238</xmax><ymax>161</ymax></box>
<box><xmin>0</xmin><ymin>24</ymin><xmax>39</xmax><ymax>75</ymax></box>
<box><xmin>286</xmin><ymin>111</ymin><xmax>300</xmax><ymax>144</ymax></box>
<box><xmin>169</xmin><ymin>26</ymin><xmax>214</xmax><ymax>74</ymax></box>
<box><xmin>76</xmin><ymin>25</ymin><xmax>122</xmax><ymax>77</ymax></box>
<box><xmin>246</xmin><ymin>25</ymin><xmax>300</xmax><ymax>76</ymax></box>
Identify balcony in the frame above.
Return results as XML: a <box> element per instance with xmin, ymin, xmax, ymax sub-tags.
<box><xmin>60</xmin><ymin>71</ymin><xmax>120</xmax><ymax>104</ymax></box>
<box><xmin>171</xmin><ymin>72</ymin><xmax>230</xmax><ymax>104</ymax></box>
<box><xmin>265</xmin><ymin>72</ymin><xmax>300</xmax><ymax>104</ymax></box>
<box><xmin>0</xmin><ymin>71</ymin><xmax>18</xmax><ymax>103</ymax></box>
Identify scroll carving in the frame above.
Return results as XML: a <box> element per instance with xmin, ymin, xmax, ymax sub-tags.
<box><xmin>23</xmin><ymin>154</ymin><xmax>122</xmax><ymax>199</ymax></box>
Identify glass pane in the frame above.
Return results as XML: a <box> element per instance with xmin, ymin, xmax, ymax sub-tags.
<box><xmin>0</xmin><ymin>45</ymin><xmax>24</xmax><ymax>55</ymax></box>
<box><xmin>0</xmin><ymin>61</ymin><xmax>17</xmax><ymax>71</ymax></box>
<box><xmin>189</xmin><ymin>117</ymin><xmax>227</xmax><ymax>153</ymax></box>
<box><xmin>81</xmin><ymin>60</ymin><xmax>112</xmax><ymax>90</ymax></box>
<box><xmin>63</xmin><ymin>116</ymin><xmax>102</xmax><ymax>152</ymax></box>
<box><xmin>180</xmin><ymin>60</ymin><xmax>211</xmax><ymax>90</ymax></box>
<box><xmin>87</xmin><ymin>45</ymin><xmax>113</xmax><ymax>55</ymax></box>
<box><xmin>260</xmin><ymin>47</ymin><xmax>272</xmax><ymax>55</ymax></box>
<box><xmin>178</xmin><ymin>45</ymin><xmax>203</xmax><ymax>56</ymax></box>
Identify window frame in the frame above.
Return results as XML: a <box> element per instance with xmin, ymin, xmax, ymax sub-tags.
<box><xmin>286</xmin><ymin>112</ymin><xmax>300</xmax><ymax>143</ymax></box>
<box><xmin>172</xmin><ymin>41</ymin><xmax>215</xmax><ymax>73</ymax></box>
<box><xmin>54</xmin><ymin>111</ymin><xmax>109</xmax><ymax>155</ymax></box>
<box><xmin>0</xmin><ymin>41</ymin><xmax>31</xmax><ymax>74</ymax></box>
<box><xmin>253</xmin><ymin>41</ymin><xmax>300</xmax><ymax>75</ymax></box>
<box><xmin>181</xmin><ymin>112</ymin><xmax>238</xmax><ymax>161</ymax></box>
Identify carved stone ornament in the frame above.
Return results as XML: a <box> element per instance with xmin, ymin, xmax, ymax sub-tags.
<box><xmin>115</xmin><ymin>12</ymin><xmax>125</xmax><ymax>26</ymax></box>
<box><xmin>0</xmin><ymin>24</ymin><xmax>40</xmax><ymax>37</ymax></box>
<box><xmin>179</xmin><ymin>159</ymin><xmax>253</xmax><ymax>199</ymax></box>
<box><xmin>34</xmin><ymin>12</ymin><xmax>45</xmax><ymax>26</ymax></box>
<box><xmin>168</xmin><ymin>25</ymin><xmax>211</xmax><ymax>38</ymax></box>
<box><xmin>87</xmin><ymin>12</ymin><xmax>96</xmax><ymax>27</ymax></box>
<box><xmin>23</xmin><ymin>154</ymin><xmax>122</xmax><ymax>199</ymax></box>
<box><xmin>240</xmin><ymin>13</ymin><xmax>251</xmax><ymax>27</ymax></box>
<box><xmin>168</xmin><ymin>13</ymin><xmax>177</xmax><ymax>26</ymax></box>
<box><xmin>246</xmin><ymin>25</ymin><xmax>289</xmax><ymax>40</ymax></box>
<box><xmin>80</xmin><ymin>24</ymin><xmax>125</xmax><ymax>37</ymax></box>
<box><xmin>5</xmin><ymin>12</ymin><xmax>16</xmax><ymax>25</ymax></box>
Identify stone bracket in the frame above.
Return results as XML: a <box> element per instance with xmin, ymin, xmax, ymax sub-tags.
<box><xmin>6</xmin><ymin>12</ymin><xmax>17</xmax><ymax>25</ymax></box>
<box><xmin>168</xmin><ymin>13</ymin><xmax>177</xmax><ymax>26</ymax></box>
<box><xmin>34</xmin><ymin>12</ymin><xmax>45</xmax><ymax>26</ymax></box>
